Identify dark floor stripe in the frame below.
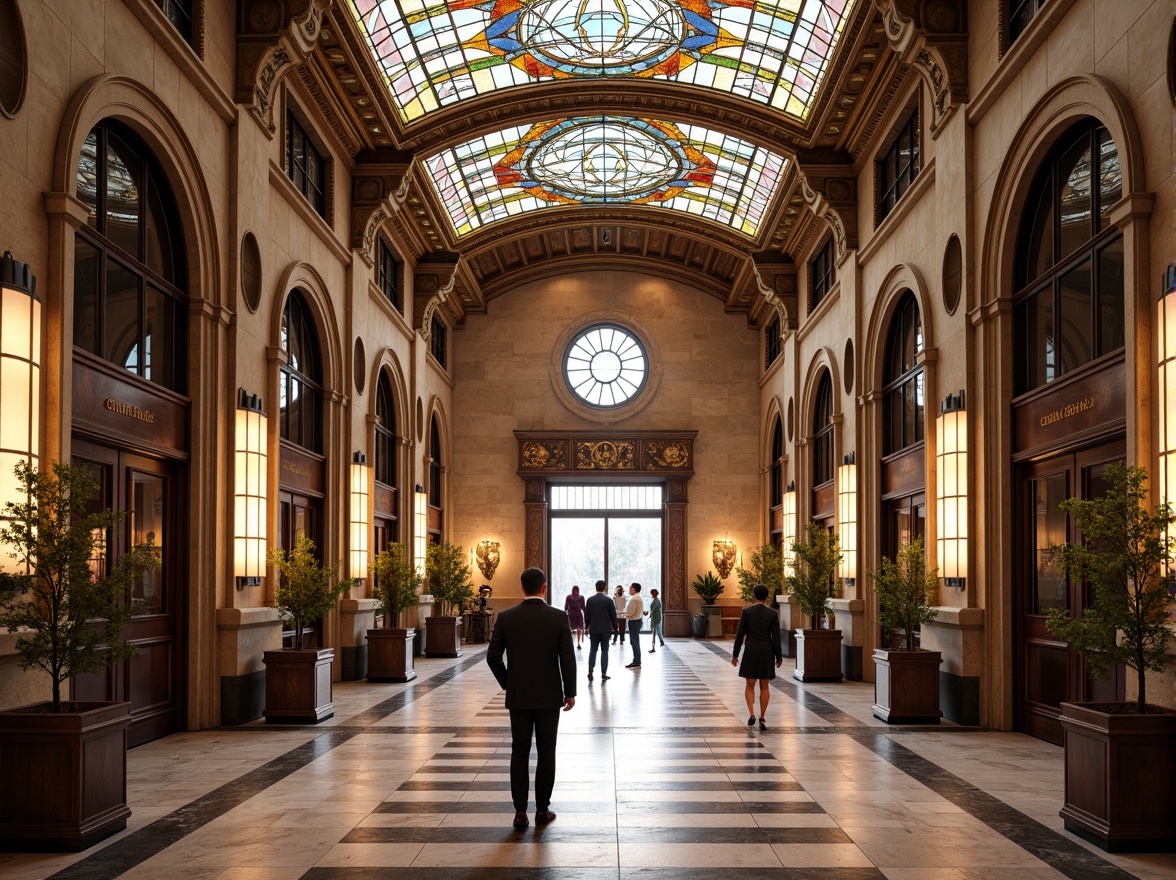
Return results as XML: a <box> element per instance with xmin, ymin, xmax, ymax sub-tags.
<box><xmin>340</xmin><ymin>826</ymin><xmax>851</xmax><ymax>845</ymax></box>
<box><xmin>299</xmin><ymin>868</ymin><xmax>885</xmax><ymax>880</ymax></box>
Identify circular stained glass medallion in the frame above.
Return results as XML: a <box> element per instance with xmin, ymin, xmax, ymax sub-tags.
<box><xmin>564</xmin><ymin>324</ymin><xmax>648</xmax><ymax>408</ymax></box>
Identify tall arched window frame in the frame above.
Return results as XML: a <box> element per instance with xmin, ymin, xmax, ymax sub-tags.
<box><xmin>1014</xmin><ymin>120</ymin><xmax>1124</xmax><ymax>396</ymax></box>
<box><xmin>882</xmin><ymin>292</ymin><xmax>925</xmax><ymax>456</ymax></box>
<box><xmin>812</xmin><ymin>372</ymin><xmax>834</xmax><ymax>488</ymax></box>
<box><xmin>428</xmin><ymin>415</ymin><xmax>442</xmax><ymax>507</ymax></box>
<box><xmin>279</xmin><ymin>291</ymin><xmax>323</xmax><ymax>453</ymax></box>
<box><xmin>73</xmin><ymin>120</ymin><xmax>188</xmax><ymax>393</ymax></box>
<box><xmin>770</xmin><ymin>416</ymin><xmax>784</xmax><ymax>507</ymax></box>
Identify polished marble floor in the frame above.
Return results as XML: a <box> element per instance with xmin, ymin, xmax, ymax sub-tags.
<box><xmin>4</xmin><ymin>639</ymin><xmax>1174</xmax><ymax>880</ymax></box>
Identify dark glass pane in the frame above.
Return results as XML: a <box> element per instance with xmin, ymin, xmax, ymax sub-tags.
<box><xmin>105</xmin><ymin>132</ymin><xmax>142</xmax><ymax>259</ymax></box>
<box><xmin>73</xmin><ymin>238</ymin><xmax>100</xmax><ymax>355</ymax></box>
<box><xmin>1033</xmin><ymin>474</ymin><xmax>1067</xmax><ymax>614</ymax></box>
<box><xmin>1018</xmin><ymin>287</ymin><xmax>1054</xmax><ymax>393</ymax></box>
<box><xmin>883</xmin><ymin>390</ymin><xmax>900</xmax><ymax>455</ymax></box>
<box><xmin>144</xmin><ymin>182</ymin><xmax>175</xmax><ymax>283</ymax></box>
<box><xmin>145</xmin><ymin>286</ymin><xmax>185</xmax><ymax>391</ymax></box>
<box><xmin>1097</xmin><ymin>238</ymin><xmax>1124</xmax><ymax>356</ymax></box>
<box><xmin>1057</xmin><ymin>137</ymin><xmax>1092</xmax><ymax>261</ymax></box>
<box><xmin>304</xmin><ymin>386</ymin><xmax>320</xmax><ymax>452</ymax></box>
<box><xmin>130</xmin><ymin>471</ymin><xmax>165</xmax><ymax>616</ymax></box>
<box><xmin>105</xmin><ymin>260</ymin><xmax>140</xmax><ymax>375</ymax></box>
<box><xmin>1097</xmin><ymin>128</ymin><xmax>1121</xmax><ymax>231</ymax></box>
<box><xmin>914</xmin><ymin>372</ymin><xmax>925</xmax><ymax>443</ymax></box>
<box><xmin>1057</xmin><ymin>259</ymin><xmax>1092</xmax><ymax>375</ymax></box>
<box><xmin>78</xmin><ymin>131</ymin><xmax>99</xmax><ymax>228</ymax></box>
<box><xmin>1020</xmin><ymin>180</ymin><xmax>1054</xmax><ymax>286</ymax></box>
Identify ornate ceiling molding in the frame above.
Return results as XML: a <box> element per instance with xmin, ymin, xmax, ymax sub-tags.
<box><xmin>414</xmin><ymin>252</ymin><xmax>478</xmax><ymax>335</ymax></box>
<box><xmin>349</xmin><ymin>149</ymin><xmax>414</xmax><ymax>261</ymax></box>
<box><xmin>875</xmin><ymin>0</ymin><xmax>968</xmax><ymax>137</ymax></box>
<box><xmin>795</xmin><ymin>161</ymin><xmax>859</xmax><ymax>261</ymax></box>
<box><xmin>750</xmin><ymin>253</ymin><xmax>798</xmax><ymax>332</ymax></box>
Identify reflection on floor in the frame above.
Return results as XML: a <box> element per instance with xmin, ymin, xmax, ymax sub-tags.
<box><xmin>4</xmin><ymin>639</ymin><xmax>1174</xmax><ymax>880</ymax></box>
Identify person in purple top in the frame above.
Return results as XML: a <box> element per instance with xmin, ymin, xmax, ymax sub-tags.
<box><xmin>563</xmin><ymin>585</ymin><xmax>586</xmax><ymax>650</ymax></box>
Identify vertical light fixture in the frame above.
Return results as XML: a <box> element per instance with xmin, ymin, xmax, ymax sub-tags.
<box><xmin>1159</xmin><ymin>266</ymin><xmax>1176</xmax><ymax>567</ymax></box>
<box><xmin>836</xmin><ymin>452</ymin><xmax>857</xmax><ymax>585</ymax></box>
<box><xmin>781</xmin><ymin>481</ymin><xmax>797</xmax><ymax>575</ymax></box>
<box><xmin>414</xmin><ymin>483</ymin><xmax>428</xmax><ymax>571</ymax></box>
<box><xmin>937</xmin><ymin>390</ymin><xmax>967</xmax><ymax>588</ymax></box>
<box><xmin>712</xmin><ymin>536</ymin><xmax>736</xmax><ymax>579</ymax></box>
<box><xmin>234</xmin><ymin>389</ymin><xmax>267</xmax><ymax>588</ymax></box>
<box><xmin>350</xmin><ymin>451</ymin><xmax>370</xmax><ymax>582</ymax></box>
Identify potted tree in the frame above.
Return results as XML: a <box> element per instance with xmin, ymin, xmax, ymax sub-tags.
<box><xmin>737</xmin><ymin>544</ymin><xmax>788</xmax><ymax>650</ymax></box>
<box><xmin>786</xmin><ymin>522</ymin><xmax>843</xmax><ymax>682</ymax></box>
<box><xmin>0</xmin><ymin>461</ymin><xmax>156</xmax><ymax>851</ymax></box>
<box><xmin>1045</xmin><ymin>462</ymin><xmax>1175</xmax><ymax>852</ymax></box>
<box><xmin>868</xmin><ymin>536</ymin><xmax>941</xmax><ymax>723</ymax></box>
<box><xmin>424</xmin><ymin>542</ymin><xmax>473</xmax><ymax>658</ymax></box>
<box><xmin>690</xmin><ymin>571</ymin><xmax>724</xmax><ymax>638</ymax></box>
<box><xmin>367</xmin><ymin>542</ymin><xmax>420</xmax><ymax>683</ymax></box>
<box><xmin>263</xmin><ymin>536</ymin><xmax>348</xmax><ymax>723</ymax></box>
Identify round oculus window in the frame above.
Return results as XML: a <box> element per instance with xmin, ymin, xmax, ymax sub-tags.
<box><xmin>563</xmin><ymin>324</ymin><xmax>648</xmax><ymax>408</ymax></box>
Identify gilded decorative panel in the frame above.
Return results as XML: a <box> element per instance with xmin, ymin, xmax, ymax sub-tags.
<box><xmin>576</xmin><ymin>440</ymin><xmax>636</xmax><ymax>470</ymax></box>
<box><xmin>643</xmin><ymin>439</ymin><xmax>691</xmax><ymax>469</ymax></box>
<box><xmin>521</xmin><ymin>439</ymin><xmax>568</xmax><ymax>469</ymax></box>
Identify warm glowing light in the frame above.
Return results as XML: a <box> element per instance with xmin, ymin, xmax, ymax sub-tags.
<box><xmin>836</xmin><ymin>453</ymin><xmax>856</xmax><ymax>583</ymax></box>
<box><xmin>936</xmin><ymin>391</ymin><xmax>968</xmax><ymax>587</ymax></box>
<box><xmin>350</xmin><ymin>452</ymin><xmax>370</xmax><ymax>582</ymax></box>
<box><xmin>0</xmin><ymin>252</ymin><xmax>39</xmax><ymax>574</ymax></box>
<box><xmin>781</xmin><ymin>482</ymin><xmax>797</xmax><ymax>576</ymax></box>
<box><xmin>234</xmin><ymin>390</ymin><xmax>267</xmax><ymax>587</ymax></box>
<box><xmin>712</xmin><ymin>537</ymin><xmax>736</xmax><ymax>579</ymax></box>
<box><xmin>414</xmin><ymin>484</ymin><xmax>428</xmax><ymax>572</ymax></box>
<box><xmin>476</xmin><ymin>539</ymin><xmax>500</xmax><ymax>581</ymax></box>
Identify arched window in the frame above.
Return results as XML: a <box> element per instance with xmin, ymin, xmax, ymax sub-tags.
<box><xmin>1014</xmin><ymin>120</ymin><xmax>1124</xmax><ymax>395</ymax></box>
<box><xmin>73</xmin><ymin>120</ymin><xmax>188</xmax><ymax>393</ymax></box>
<box><xmin>883</xmin><ymin>292</ymin><xmax>925</xmax><ymax>455</ymax></box>
<box><xmin>770</xmin><ymin>416</ymin><xmax>784</xmax><ymax>507</ymax></box>
<box><xmin>812</xmin><ymin>371</ymin><xmax>834</xmax><ymax>487</ymax></box>
<box><xmin>279</xmin><ymin>291</ymin><xmax>322</xmax><ymax>453</ymax></box>
<box><xmin>429</xmin><ymin>415</ymin><xmax>442</xmax><ymax>507</ymax></box>
<box><xmin>375</xmin><ymin>372</ymin><xmax>396</xmax><ymax>488</ymax></box>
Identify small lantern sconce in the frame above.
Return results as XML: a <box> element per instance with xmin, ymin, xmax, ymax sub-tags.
<box><xmin>712</xmin><ymin>537</ymin><xmax>736</xmax><ymax>579</ymax></box>
<box><xmin>937</xmin><ymin>390</ymin><xmax>968</xmax><ymax>588</ymax></box>
<box><xmin>414</xmin><ymin>484</ymin><xmax>428</xmax><ymax>570</ymax></box>
<box><xmin>350</xmin><ymin>452</ymin><xmax>370</xmax><ymax>582</ymax></box>
<box><xmin>781</xmin><ymin>481</ymin><xmax>797</xmax><ymax>575</ymax></box>
<box><xmin>476</xmin><ymin>539</ymin><xmax>501</xmax><ymax>580</ymax></box>
<box><xmin>837</xmin><ymin>453</ymin><xmax>857</xmax><ymax>585</ymax></box>
<box><xmin>234</xmin><ymin>389</ymin><xmax>267</xmax><ymax>589</ymax></box>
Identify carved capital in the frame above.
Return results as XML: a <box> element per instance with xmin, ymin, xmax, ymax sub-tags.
<box><xmin>875</xmin><ymin>0</ymin><xmax>968</xmax><ymax>137</ymax></box>
<box><xmin>350</xmin><ymin>150</ymin><xmax>415</xmax><ymax>261</ymax></box>
<box><xmin>795</xmin><ymin>165</ymin><xmax>858</xmax><ymax>259</ymax></box>
<box><xmin>751</xmin><ymin>252</ymin><xmax>798</xmax><ymax>332</ymax></box>
<box><xmin>415</xmin><ymin>252</ymin><xmax>462</xmax><ymax>337</ymax></box>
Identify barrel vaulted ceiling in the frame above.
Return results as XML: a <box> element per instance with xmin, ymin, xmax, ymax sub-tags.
<box><xmin>247</xmin><ymin>0</ymin><xmax>969</xmax><ymax>324</ymax></box>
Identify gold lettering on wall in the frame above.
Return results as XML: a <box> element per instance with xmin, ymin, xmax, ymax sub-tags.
<box><xmin>103</xmin><ymin>398</ymin><xmax>155</xmax><ymax>424</ymax></box>
<box><xmin>1039</xmin><ymin>396</ymin><xmax>1096</xmax><ymax>428</ymax></box>
<box><xmin>282</xmin><ymin>460</ymin><xmax>311</xmax><ymax>478</ymax></box>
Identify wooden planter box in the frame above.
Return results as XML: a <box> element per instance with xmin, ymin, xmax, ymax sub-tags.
<box><xmin>262</xmin><ymin>648</ymin><xmax>335</xmax><ymax>724</ymax></box>
<box><xmin>793</xmin><ymin>629</ymin><xmax>843</xmax><ymax>682</ymax></box>
<box><xmin>0</xmin><ymin>701</ymin><xmax>131</xmax><ymax>852</ymax></box>
<box><xmin>425</xmin><ymin>615</ymin><xmax>463</xmax><ymax>658</ymax></box>
<box><xmin>1059</xmin><ymin>702</ymin><xmax>1176</xmax><ymax>852</ymax></box>
<box><xmin>367</xmin><ymin>628</ymin><xmax>417</xmax><ymax>683</ymax></box>
<box><xmin>872</xmin><ymin>648</ymin><xmax>942</xmax><ymax>724</ymax></box>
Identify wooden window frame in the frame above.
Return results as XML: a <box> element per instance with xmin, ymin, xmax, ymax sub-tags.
<box><xmin>812</xmin><ymin>372</ymin><xmax>835</xmax><ymax>488</ymax></box>
<box><xmin>285</xmin><ymin>107</ymin><xmax>328</xmax><ymax>219</ymax></box>
<box><xmin>430</xmin><ymin>314</ymin><xmax>448</xmax><ymax>370</ymax></box>
<box><xmin>882</xmin><ymin>292</ymin><xmax>925</xmax><ymax>456</ymax></box>
<box><xmin>764</xmin><ymin>314</ymin><xmax>781</xmax><ymax>369</ymax></box>
<box><xmin>809</xmin><ymin>236</ymin><xmax>835</xmax><ymax>312</ymax></box>
<box><xmin>377</xmin><ymin>237</ymin><xmax>402</xmax><ymax>313</ymax></box>
<box><xmin>876</xmin><ymin>106</ymin><xmax>921</xmax><ymax>223</ymax></box>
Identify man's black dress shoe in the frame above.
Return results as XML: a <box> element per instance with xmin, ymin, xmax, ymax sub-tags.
<box><xmin>513</xmin><ymin>811</ymin><xmax>529</xmax><ymax>830</ymax></box>
<box><xmin>535</xmin><ymin>810</ymin><xmax>557</xmax><ymax>825</ymax></box>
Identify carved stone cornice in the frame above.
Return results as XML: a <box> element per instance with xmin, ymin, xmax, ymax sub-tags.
<box><xmin>236</xmin><ymin>0</ymin><xmax>332</xmax><ymax>136</ymax></box>
<box><xmin>349</xmin><ymin>149</ymin><xmax>415</xmax><ymax>261</ymax></box>
<box><xmin>875</xmin><ymin>0</ymin><xmax>967</xmax><ymax>137</ymax></box>
<box><xmin>795</xmin><ymin>161</ymin><xmax>858</xmax><ymax>260</ymax></box>
<box><xmin>750</xmin><ymin>253</ymin><xmax>798</xmax><ymax>332</ymax></box>
<box><xmin>414</xmin><ymin>251</ymin><xmax>463</xmax><ymax>336</ymax></box>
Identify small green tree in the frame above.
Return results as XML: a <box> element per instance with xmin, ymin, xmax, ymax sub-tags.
<box><xmin>690</xmin><ymin>571</ymin><xmax>725</xmax><ymax>604</ymax></box>
<box><xmin>1046</xmin><ymin>463</ymin><xmax>1175</xmax><ymax>713</ymax></box>
<box><xmin>786</xmin><ymin>522</ymin><xmax>841</xmax><ymax>629</ymax></box>
<box><xmin>869</xmin><ymin>536</ymin><xmax>939</xmax><ymax>651</ymax></box>
<box><xmin>371</xmin><ymin>542</ymin><xmax>420</xmax><ymax>628</ymax></box>
<box><xmin>0</xmin><ymin>461</ymin><xmax>157</xmax><ymax>712</ymax></box>
<box><xmin>268</xmin><ymin>535</ymin><xmax>347</xmax><ymax>651</ymax></box>
<box><xmin>426</xmin><ymin>541</ymin><xmax>473</xmax><ymax>616</ymax></box>
<box><xmin>736</xmin><ymin>544</ymin><xmax>783</xmax><ymax>603</ymax></box>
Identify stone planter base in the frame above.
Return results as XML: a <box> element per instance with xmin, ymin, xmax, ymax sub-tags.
<box><xmin>367</xmin><ymin>628</ymin><xmax>417</xmax><ymax>683</ymax></box>
<box><xmin>425</xmin><ymin>616</ymin><xmax>463</xmax><ymax>658</ymax></box>
<box><xmin>872</xmin><ymin>648</ymin><xmax>942</xmax><ymax>724</ymax></box>
<box><xmin>0</xmin><ymin>701</ymin><xmax>131</xmax><ymax>851</ymax></box>
<box><xmin>1059</xmin><ymin>702</ymin><xmax>1176</xmax><ymax>852</ymax></box>
<box><xmin>262</xmin><ymin>648</ymin><xmax>335</xmax><ymax>724</ymax></box>
<box><xmin>793</xmin><ymin>629</ymin><xmax>843</xmax><ymax>682</ymax></box>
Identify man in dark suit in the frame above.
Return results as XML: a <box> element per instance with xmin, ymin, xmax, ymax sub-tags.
<box><xmin>487</xmin><ymin>567</ymin><xmax>576</xmax><ymax>831</ymax></box>
<box><xmin>583</xmin><ymin>579</ymin><xmax>617</xmax><ymax>682</ymax></box>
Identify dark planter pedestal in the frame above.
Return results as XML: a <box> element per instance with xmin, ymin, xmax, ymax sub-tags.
<box><xmin>367</xmin><ymin>628</ymin><xmax>417</xmax><ymax>683</ymax></box>
<box><xmin>262</xmin><ymin>648</ymin><xmax>335</xmax><ymax>724</ymax></box>
<box><xmin>1059</xmin><ymin>702</ymin><xmax>1176</xmax><ymax>852</ymax></box>
<box><xmin>425</xmin><ymin>615</ymin><xmax>463</xmax><ymax>658</ymax></box>
<box><xmin>793</xmin><ymin>629</ymin><xmax>843</xmax><ymax>682</ymax></box>
<box><xmin>872</xmin><ymin>649</ymin><xmax>942</xmax><ymax>723</ymax></box>
<box><xmin>0</xmin><ymin>701</ymin><xmax>131</xmax><ymax>852</ymax></box>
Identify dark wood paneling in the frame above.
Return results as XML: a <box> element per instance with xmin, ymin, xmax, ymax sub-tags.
<box><xmin>812</xmin><ymin>482</ymin><xmax>835</xmax><ymax>518</ymax></box>
<box><xmin>373</xmin><ymin>483</ymin><xmax>396</xmax><ymax>517</ymax></box>
<box><xmin>71</xmin><ymin>356</ymin><xmax>188</xmax><ymax>457</ymax></box>
<box><xmin>882</xmin><ymin>445</ymin><xmax>925</xmax><ymax>498</ymax></box>
<box><xmin>1013</xmin><ymin>357</ymin><xmax>1126</xmax><ymax>457</ymax></box>
<box><xmin>279</xmin><ymin>442</ymin><xmax>325</xmax><ymax>496</ymax></box>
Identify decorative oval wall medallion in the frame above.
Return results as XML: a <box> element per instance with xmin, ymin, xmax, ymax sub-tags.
<box><xmin>843</xmin><ymin>338</ymin><xmax>855</xmax><ymax>394</ymax></box>
<box><xmin>0</xmin><ymin>0</ymin><xmax>28</xmax><ymax>119</ymax></box>
<box><xmin>353</xmin><ymin>337</ymin><xmax>366</xmax><ymax>393</ymax></box>
<box><xmin>943</xmin><ymin>233</ymin><xmax>962</xmax><ymax>315</ymax></box>
<box><xmin>240</xmin><ymin>232</ymin><xmax>262</xmax><ymax>313</ymax></box>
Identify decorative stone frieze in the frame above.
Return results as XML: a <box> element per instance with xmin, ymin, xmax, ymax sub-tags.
<box><xmin>875</xmin><ymin>0</ymin><xmax>968</xmax><ymax>136</ymax></box>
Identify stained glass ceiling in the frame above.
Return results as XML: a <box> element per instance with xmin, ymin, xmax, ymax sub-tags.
<box><xmin>351</xmin><ymin>0</ymin><xmax>855</xmax><ymax>123</ymax></box>
<box><xmin>423</xmin><ymin>115</ymin><xmax>787</xmax><ymax>237</ymax></box>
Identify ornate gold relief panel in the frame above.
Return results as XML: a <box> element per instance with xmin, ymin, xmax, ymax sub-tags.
<box><xmin>521</xmin><ymin>440</ymin><xmax>569</xmax><ymax>470</ymax></box>
<box><xmin>576</xmin><ymin>440</ymin><xmax>635</xmax><ymax>470</ymax></box>
<box><xmin>516</xmin><ymin>431</ymin><xmax>696</xmax><ymax>476</ymax></box>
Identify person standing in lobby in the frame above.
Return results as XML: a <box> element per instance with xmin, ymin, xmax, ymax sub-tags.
<box><xmin>624</xmin><ymin>583</ymin><xmax>644</xmax><ymax>667</ymax></box>
<box><xmin>487</xmin><ymin>568</ymin><xmax>577</xmax><ymax>831</ymax></box>
<box><xmin>647</xmin><ymin>588</ymin><xmax>664</xmax><ymax>652</ymax></box>
<box><xmin>564</xmin><ymin>584</ymin><xmax>586</xmax><ymax>650</ymax></box>
<box><xmin>612</xmin><ymin>585</ymin><xmax>627</xmax><ymax>645</ymax></box>
<box><xmin>732</xmin><ymin>583</ymin><xmax>783</xmax><ymax>730</ymax></box>
<box><xmin>584</xmin><ymin>580</ymin><xmax>617</xmax><ymax>681</ymax></box>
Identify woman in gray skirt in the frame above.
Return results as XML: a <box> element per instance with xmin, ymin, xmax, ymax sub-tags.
<box><xmin>731</xmin><ymin>583</ymin><xmax>783</xmax><ymax>730</ymax></box>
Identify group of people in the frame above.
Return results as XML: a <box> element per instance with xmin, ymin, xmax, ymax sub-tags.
<box><xmin>486</xmin><ymin>569</ymin><xmax>782</xmax><ymax>832</ymax></box>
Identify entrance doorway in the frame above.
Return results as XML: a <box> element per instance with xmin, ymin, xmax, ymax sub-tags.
<box><xmin>1014</xmin><ymin>440</ymin><xmax>1126</xmax><ymax>743</ymax></box>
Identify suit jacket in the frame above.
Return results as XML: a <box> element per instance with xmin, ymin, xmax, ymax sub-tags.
<box><xmin>487</xmin><ymin>598</ymin><xmax>577</xmax><ymax>710</ymax></box>
<box><xmin>583</xmin><ymin>591</ymin><xmax>617</xmax><ymax>635</ymax></box>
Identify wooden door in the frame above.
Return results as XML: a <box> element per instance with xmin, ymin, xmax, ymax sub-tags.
<box><xmin>278</xmin><ymin>490</ymin><xmax>323</xmax><ymax>647</ymax></box>
<box><xmin>1015</xmin><ymin>441</ymin><xmax>1126</xmax><ymax>743</ymax></box>
<box><xmin>881</xmin><ymin>493</ymin><xmax>926</xmax><ymax>648</ymax></box>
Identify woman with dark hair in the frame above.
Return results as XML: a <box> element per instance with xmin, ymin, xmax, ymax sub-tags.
<box><xmin>731</xmin><ymin>583</ymin><xmax>783</xmax><ymax>730</ymax></box>
<box><xmin>564</xmin><ymin>585</ymin><xmax>586</xmax><ymax>649</ymax></box>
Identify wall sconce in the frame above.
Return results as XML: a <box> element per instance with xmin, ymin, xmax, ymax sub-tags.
<box><xmin>937</xmin><ymin>391</ymin><xmax>968</xmax><ymax>588</ymax></box>
<box><xmin>350</xmin><ymin>451</ymin><xmax>370</xmax><ymax>582</ymax></box>
<box><xmin>837</xmin><ymin>452</ymin><xmax>857</xmax><ymax>585</ymax></box>
<box><xmin>1159</xmin><ymin>266</ymin><xmax>1176</xmax><ymax>565</ymax></box>
<box><xmin>712</xmin><ymin>536</ymin><xmax>736</xmax><ymax>579</ymax></box>
<box><xmin>781</xmin><ymin>481</ymin><xmax>797</xmax><ymax>575</ymax></box>
<box><xmin>414</xmin><ymin>484</ymin><xmax>428</xmax><ymax>571</ymax></box>
<box><xmin>476</xmin><ymin>539</ymin><xmax>500</xmax><ymax>580</ymax></box>
<box><xmin>234</xmin><ymin>389</ymin><xmax>266</xmax><ymax>589</ymax></box>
